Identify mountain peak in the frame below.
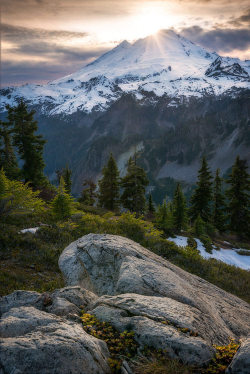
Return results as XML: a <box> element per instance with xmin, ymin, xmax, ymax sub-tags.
<box><xmin>117</xmin><ymin>40</ymin><xmax>131</xmax><ymax>48</ymax></box>
<box><xmin>1</xmin><ymin>30</ymin><xmax>249</xmax><ymax>115</ymax></box>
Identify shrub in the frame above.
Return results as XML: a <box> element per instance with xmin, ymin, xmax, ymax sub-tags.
<box><xmin>200</xmin><ymin>234</ymin><xmax>213</xmax><ymax>253</ymax></box>
<box><xmin>51</xmin><ymin>177</ymin><xmax>74</xmax><ymax>220</ymax></box>
<box><xmin>0</xmin><ymin>168</ymin><xmax>45</xmax><ymax>218</ymax></box>
<box><xmin>187</xmin><ymin>237</ymin><xmax>197</xmax><ymax>249</ymax></box>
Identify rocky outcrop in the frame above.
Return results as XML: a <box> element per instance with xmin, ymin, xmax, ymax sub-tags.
<box><xmin>58</xmin><ymin>234</ymin><xmax>250</xmax><ymax>367</ymax></box>
<box><xmin>0</xmin><ymin>306</ymin><xmax>110</xmax><ymax>374</ymax></box>
<box><xmin>1</xmin><ymin>234</ymin><xmax>250</xmax><ymax>373</ymax></box>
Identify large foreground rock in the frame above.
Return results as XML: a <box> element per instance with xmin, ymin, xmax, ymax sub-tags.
<box><xmin>0</xmin><ymin>306</ymin><xmax>110</xmax><ymax>374</ymax></box>
<box><xmin>59</xmin><ymin>234</ymin><xmax>250</xmax><ymax>366</ymax></box>
<box><xmin>1</xmin><ymin>234</ymin><xmax>250</xmax><ymax>373</ymax></box>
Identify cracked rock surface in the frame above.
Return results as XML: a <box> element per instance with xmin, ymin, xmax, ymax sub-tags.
<box><xmin>1</xmin><ymin>234</ymin><xmax>250</xmax><ymax>373</ymax></box>
<box><xmin>59</xmin><ymin>234</ymin><xmax>250</xmax><ymax>367</ymax></box>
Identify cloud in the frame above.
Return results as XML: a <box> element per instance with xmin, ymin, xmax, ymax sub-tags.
<box><xmin>229</xmin><ymin>8</ymin><xmax>250</xmax><ymax>27</ymax></box>
<box><xmin>1</xmin><ymin>23</ymin><xmax>88</xmax><ymax>43</ymax></box>
<box><xmin>180</xmin><ymin>26</ymin><xmax>250</xmax><ymax>53</ymax></box>
<box><xmin>1</xmin><ymin>24</ymin><xmax>109</xmax><ymax>86</ymax></box>
<box><xmin>1</xmin><ymin>44</ymin><xmax>108</xmax><ymax>86</ymax></box>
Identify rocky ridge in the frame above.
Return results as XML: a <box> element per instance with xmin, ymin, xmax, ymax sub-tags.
<box><xmin>0</xmin><ymin>234</ymin><xmax>250</xmax><ymax>373</ymax></box>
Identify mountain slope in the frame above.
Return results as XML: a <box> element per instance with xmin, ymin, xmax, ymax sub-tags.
<box><xmin>1</xmin><ymin>30</ymin><xmax>249</xmax><ymax>198</ymax></box>
<box><xmin>1</xmin><ymin>30</ymin><xmax>249</xmax><ymax>115</ymax></box>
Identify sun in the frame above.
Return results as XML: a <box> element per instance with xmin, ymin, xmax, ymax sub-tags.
<box><xmin>130</xmin><ymin>3</ymin><xmax>170</xmax><ymax>39</ymax></box>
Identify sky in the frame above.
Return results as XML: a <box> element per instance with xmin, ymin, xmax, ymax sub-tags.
<box><xmin>1</xmin><ymin>0</ymin><xmax>250</xmax><ymax>86</ymax></box>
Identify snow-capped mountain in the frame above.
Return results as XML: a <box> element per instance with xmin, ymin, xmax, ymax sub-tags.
<box><xmin>1</xmin><ymin>30</ymin><xmax>249</xmax><ymax>115</ymax></box>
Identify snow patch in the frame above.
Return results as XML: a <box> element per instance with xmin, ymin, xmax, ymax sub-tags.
<box><xmin>168</xmin><ymin>235</ymin><xmax>188</xmax><ymax>247</ymax></box>
<box><xmin>20</xmin><ymin>227</ymin><xmax>40</xmax><ymax>234</ymax></box>
<box><xmin>167</xmin><ymin>235</ymin><xmax>250</xmax><ymax>270</ymax></box>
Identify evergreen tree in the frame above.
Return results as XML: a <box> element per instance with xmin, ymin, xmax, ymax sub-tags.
<box><xmin>226</xmin><ymin>156</ymin><xmax>250</xmax><ymax>238</ymax></box>
<box><xmin>8</xmin><ymin>101</ymin><xmax>46</xmax><ymax>187</ymax></box>
<box><xmin>147</xmin><ymin>193</ymin><xmax>155</xmax><ymax>216</ymax></box>
<box><xmin>120</xmin><ymin>157</ymin><xmax>148</xmax><ymax>215</ymax></box>
<box><xmin>79</xmin><ymin>179</ymin><xmax>97</xmax><ymax>206</ymax></box>
<box><xmin>51</xmin><ymin>176</ymin><xmax>74</xmax><ymax>220</ymax></box>
<box><xmin>213</xmin><ymin>169</ymin><xmax>226</xmax><ymax>232</ymax></box>
<box><xmin>0</xmin><ymin>119</ymin><xmax>19</xmax><ymax>179</ymax></box>
<box><xmin>98</xmin><ymin>153</ymin><xmax>120</xmax><ymax>211</ymax></box>
<box><xmin>155</xmin><ymin>200</ymin><xmax>174</xmax><ymax>234</ymax></box>
<box><xmin>172</xmin><ymin>183</ymin><xmax>188</xmax><ymax>232</ymax></box>
<box><xmin>190</xmin><ymin>157</ymin><xmax>213</xmax><ymax>222</ymax></box>
<box><xmin>63</xmin><ymin>164</ymin><xmax>72</xmax><ymax>195</ymax></box>
<box><xmin>194</xmin><ymin>214</ymin><xmax>206</xmax><ymax>236</ymax></box>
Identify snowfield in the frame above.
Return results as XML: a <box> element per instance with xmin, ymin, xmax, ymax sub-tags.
<box><xmin>168</xmin><ymin>236</ymin><xmax>250</xmax><ymax>270</ymax></box>
<box><xmin>1</xmin><ymin>30</ymin><xmax>249</xmax><ymax>115</ymax></box>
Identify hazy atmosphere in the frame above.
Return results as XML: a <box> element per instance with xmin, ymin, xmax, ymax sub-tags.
<box><xmin>2</xmin><ymin>0</ymin><xmax>250</xmax><ymax>86</ymax></box>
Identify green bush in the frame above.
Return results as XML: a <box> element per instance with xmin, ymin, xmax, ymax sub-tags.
<box><xmin>187</xmin><ymin>236</ymin><xmax>197</xmax><ymax>249</ymax></box>
<box><xmin>200</xmin><ymin>234</ymin><xmax>213</xmax><ymax>253</ymax></box>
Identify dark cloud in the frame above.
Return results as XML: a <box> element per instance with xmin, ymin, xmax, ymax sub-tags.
<box><xmin>1</xmin><ymin>44</ymin><xmax>108</xmax><ymax>86</ymax></box>
<box><xmin>180</xmin><ymin>26</ymin><xmax>250</xmax><ymax>53</ymax></box>
<box><xmin>1</xmin><ymin>0</ymin><xmax>132</xmax><ymax>20</ymax></box>
<box><xmin>229</xmin><ymin>8</ymin><xmax>250</xmax><ymax>27</ymax></box>
<box><xmin>1</xmin><ymin>23</ymin><xmax>108</xmax><ymax>86</ymax></box>
<box><xmin>2</xmin><ymin>24</ymin><xmax>109</xmax><ymax>86</ymax></box>
<box><xmin>2</xmin><ymin>23</ymin><xmax>88</xmax><ymax>43</ymax></box>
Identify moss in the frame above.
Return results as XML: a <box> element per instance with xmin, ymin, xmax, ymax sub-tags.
<box><xmin>202</xmin><ymin>339</ymin><xmax>240</xmax><ymax>374</ymax></box>
<box><xmin>81</xmin><ymin>312</ymin><xmax>138</xmax><ymax>373</ymax></box>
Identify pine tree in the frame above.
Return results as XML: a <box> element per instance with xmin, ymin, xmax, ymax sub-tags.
<box><xmin>79</xmin><ymin>179</ymin><xmax>97</xmax><ymax>206</ymax></box>
<box><xmin>98</xmin><ymin>153</ymin><xmax>120</xmax><ymax>211</ymax></box>
<box><xmin>190</xmin><ymin>157</ymin><xmax>213</xmax><ymax>222</ymax></box>
<box><xmin>120</xmin><ymin>157</ymin><xmax>148</xmax><ymax>215</ymax></box>
<box><xmin>155</xmin><ymin>200</ymin><xmax>174</xmax><ymax>234</ymax></box>
<box><xmin>194</xmin><ymin>214</ymin><xmax>205</xmax><ymax>236</ymax></box>
<box><xmin>172</xmin><ymin>183</ymin><xmax>188</xmax><ymax>232</ymax></box>
<box><xmin>213</xmin><ymin>169</ymin><xmax>226</xmax><ymax>232</ymax></box>
<box><xmin>0</xmin><ymin>119</ymin><xmax>19</xmax><ymax>179</ymax></box>
<box><xmin>8</xmin><ymin>101</ymin><xmax>46</xmax><ymax>187</ymax></box>
<box><xmin>147</xmin><ymin>194</ymin><xmax>155</xmax><ymax>216</ymax></box>
<box><xmin>51</xmin><ymin>176</ymin><xmax>74</xmax><ymax>220</ymax></box>
<box><xmin>226</xmin><ymin>156</ymin><xmax>250</xmax><ymax>238</ymax></box>
<box><xmin>63</xmin><ymin>165</ymin><xmax>72</xmax><ymax>195</ymax></box>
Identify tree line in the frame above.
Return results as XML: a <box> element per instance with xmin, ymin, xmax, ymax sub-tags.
<box><xmin>1</xmin><ymin>102</ymin><xmax>249</xmax><ymax>240</ymax></box>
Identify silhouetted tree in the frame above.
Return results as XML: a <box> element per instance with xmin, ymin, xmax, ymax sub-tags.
<box><xmin>120</xmin><ymin>156</ymin><xmax>148</xmax><ymax>215</ymax></box>
<box><xmin>172</xmin><ymin>183</ymin><xmax>188</xmax><ymax>232</ymax></box>
<box><xmin>226</xmin><ymin>156</ymin><xmax>250</xmax><ymax>238</ymax></box>
<box><xmin>8</xmin><ymin>101</ymin><xmax>46</xmax><ymax>187</ymax></box>
<box><xmin>98</xmin><ymin>153</ymin><xmax>120</xmax><ymax>211</ymax></box>
<box><xmin>190</xmin><ymin>157</ymin><xmax>213</xmax><ymax>222</ymax></box>
<box><xmin>212</xmin><ymin>169</ymin><xmax>226</xmax><ymax>232</ymax></box>
<box><xmin>0</xmin><ymin>118</ymin><xmax>19</xmax><ymax>179</ymax></box>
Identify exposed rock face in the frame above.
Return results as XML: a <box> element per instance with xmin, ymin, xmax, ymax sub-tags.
<box><xmin>0</xmin><ymin>286</ymin><xmax>107</xmax><ymax>373</ymax></box>
<box><xmin>1</xmin><ymin>234</ymin><xmax>250</xmax><ymax>373</ymax></box>
<box><xmin>59</xmin><ymin>234</ymin><xmax>250</xmax><ymax>366</ymax></box>
<box><xmin>0</xmin><ymin>306</ymin><xmax>110</xmax><ymax>374</ymax></box>
<box><xmin>226</xmin><ymin>336</ymin><xmax>250</xmax><ymax>374</ymax></box>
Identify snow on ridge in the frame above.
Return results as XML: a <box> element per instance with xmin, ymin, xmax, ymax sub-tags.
<box><xmin>1</xmin><ymin>30</ymin><xmax>250</xmax><ymax>115</ymax></box>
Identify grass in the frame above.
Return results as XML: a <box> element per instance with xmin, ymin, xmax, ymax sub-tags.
<box><xmin>0</xmin><ymin>221</ymin><xmax>66</xmax><ymax>296</ymax></box>
<box><xmin>0</xmin><ymin>209</ymin><xmax>246</xmax><ymax>374</ymax></box>
<box><xmin>133</xmin><ymin>354</ymin><xmax>193</xmax><ymax>374</ymax></box>
<box><xmin>1</xmin><ymin>210</ymin><xmax>250</xmax><ymax>303</ymax></box>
